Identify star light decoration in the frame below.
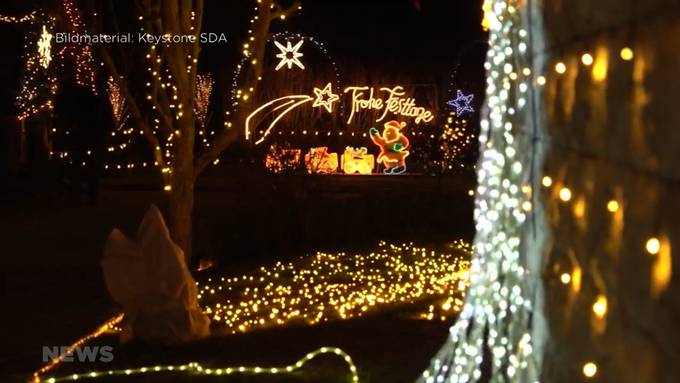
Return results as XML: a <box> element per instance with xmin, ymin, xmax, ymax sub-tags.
<box><xmin>447</xmin><ymin>90</ymin><xmax>475</xmax><ymax>117</ymax></box>
<box><xmin>37</xmin><ymin>25</ymin><xmax>52</xmax><ymax>68</ymax></box>
<box><xmin>312</xmin><ymin>82</ymin><xmax>340</xmax><ymax>113</ymax></box>
<box><xmin>274</xmin><ymin>39</ymin><xmax>305</xmax><ymax>70</ymax></box>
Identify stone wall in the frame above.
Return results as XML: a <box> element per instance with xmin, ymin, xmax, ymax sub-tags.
<box><xmin>538</xmin><ymin>0</ymin><xmax>680</xmax><ymax>382</ymax></box>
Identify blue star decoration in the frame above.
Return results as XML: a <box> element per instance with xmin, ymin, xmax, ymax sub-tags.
<box><xmin>447</xmin><ymin>90</ymin><xmax>475</xmax><ymax>116</ymax></box>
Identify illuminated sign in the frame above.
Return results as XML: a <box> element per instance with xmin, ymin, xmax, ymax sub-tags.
<box><xmin>344</xmin><ymin>86</ymin><xmax>434</xmax><ymax>125</ymax></box>
<box><xmin>246</xmin><ymin>84</ymin><xmax>434</xmax><ymax>145</ymax></box>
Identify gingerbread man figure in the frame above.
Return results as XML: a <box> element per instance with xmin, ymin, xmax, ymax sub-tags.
<box><xmin>369</xmin><ymin>120</ymin><xmax>410</xmax><ymax>174</ymax></box>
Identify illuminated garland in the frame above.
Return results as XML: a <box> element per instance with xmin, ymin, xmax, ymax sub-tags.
<box><xmin>59</xmin><ymin>0</ymin><xmax>97</xmax><ymax>92</ymax></box>
<box><xmin>198</xmin><ymin>241</ymin><xmax>471</xmax><ymax>334</ymax></box>
<box><xmin>195</xmin><ymin>74</ymin><xmax>214</xmax><ymax>146</ymax></box>
<box><xmin>419</xmin><ymin>1</ymin><xmax>543</xmax><ymax>382</ymax></box>
<box><xmin>0</xmin><ymin>11</ymin><xmax>38</xmax><ymax>24</ymax></box>
<box><xmin>14</xmin><ymin>12</ymin><xmax>58</xmax><ymax>121</ymax></box>
<box><xmin>32</xmin><ymin>314</ymin><xmax>124</xmax><ymax>383</ymax></box>
<box><xmin>106</xmin><ymin>77</ymin><xmax>128</xmax><ymax>130</ymax></box>
<box><xmin>41</xmin><ymin>346</ymin><xmax>359</xmax><ymax>383</ymax></box>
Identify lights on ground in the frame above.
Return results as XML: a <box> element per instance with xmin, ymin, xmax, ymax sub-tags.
<box><xmin>581</xmin><ymin>53</ymin><xmax>594</xmax><ymax>66</ymax></box>
<box><xmin>42</xmin><ymin>347</ymin><xmax>359</xmax><ymax>383</ymax></box>
<box><xmin>620</xmin><ymin>47</ymin><xmax>634</xmax><ymax>61</ymax></box>
<box><xmin>592</xmin><ymin>294</ymin><xmax>607</xmax><ymax>318</ymax></box>
<box><xmin>198</xmin><ymin>241</ymin><xmax>471</xmax><ymax>333</ymax></box>
<box><xmin>559</xmin><ymin>187</ymin><xmax>572</xmax><ymax>202</ymax></box>
<box><xmin>582</xmin><ymin>362</ymin><xmax>598</xmax><ymax>378</ymax></box>
<box><xmin>646</xmin><ymin>237</ymin><xmax>660</xmax><ymax>255</ymax></box>
<box><xmin>555</xmin><ymin>62</ymin><xmax>567</xmax><ymax>74</ymax></box>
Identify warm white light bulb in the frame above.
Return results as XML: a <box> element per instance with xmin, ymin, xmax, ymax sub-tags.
<box><xmin>583</xmin><ymin>362</ymin><xmax>597</xmax><ymax>378</ymax></box>
<box><xmin>646</xmin><ymin>237</ymin><xmax>660</xmax><ymax>255</ymax></box>
<box><xmin>581</xmin><ymin>53</ymin><xmax>594</xmax><ymax>66</ymax></box>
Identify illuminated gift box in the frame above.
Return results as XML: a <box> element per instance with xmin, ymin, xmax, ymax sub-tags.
<box><xmin>265</xmin><ymin>145</ymin><xmax>301</xmax><ymax>173</ymax></box>
<box><xmin>304</xmin><ymin>147</ymin><xmax>338</xmax><ymax>174</ymax></box>
<box><xmin>341</xmin><ymin>146</ymin><xmax>375</xmax><ymax>174</ymax></box>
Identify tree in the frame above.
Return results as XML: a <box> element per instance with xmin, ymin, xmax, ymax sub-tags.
<box><xmin>94</xmin><ymin>0</ymin><xmax>300</xmax><ymax>260</ymax></box>
<box><xmin>418</xmin><ymin>0</ymin><xmax>548</xmax><ymax>382</ymax></box>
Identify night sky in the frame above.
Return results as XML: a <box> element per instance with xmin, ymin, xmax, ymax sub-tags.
<box><xmin>0</xmin><ymin>0</ymin><xmax>486</xmax><ymax>117</ymax></box>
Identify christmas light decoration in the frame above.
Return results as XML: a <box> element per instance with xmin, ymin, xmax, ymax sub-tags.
<box><xmin>60</xmin><ymin>0</ymin><xmax>97</xmax><ymax>92</ymax></box>
<box><xmin>194</xmin><ymin>74</ymin><xmax>213</xmax><ymax>146</ymax></box>
<box><xmin>37</xmin><ymin>25</ymin><xmax>52</xmax><ymax>68</ymax></box>
<box><xmin>106</xmin><ymin>77</ymin><xmax>128</xmax><ymax>130</ymax></box>
<box><xmin>369</xmin><ymin>120</ymin><xmax>410</xmax><ymax>174</ymax></box>
<box><xmin>245</xmin><ymin>94</ymin><xmax>314</xmax><ymax>144</ymax></box>
<box><xmin>274</xmin><ymin>39</ymin><xmax>305</xmax><ymax>70</ymax></box>
<box><xmin>32</xmin><ymin>314</ymin><xmax>124</xmax><ymax>382</ymax></box>
<box><xmin>41</xmin><ymin>347</ymin><xmax>359</xmax><ymax>383</ymax></box>
<box><xmin>344</xmin><ymin>86</ymin><xmax>434</xmax><ymax>125</ymax></box>
<box><xmin>199</xmin><ymin>241</ymin><xmax>471</xmax><ymax>333</ymax></box>
<box><xmin>439</xmin><ymin>113</ymin><xmax>475</xmax><ymax>172</ymax></box>
<box><xmin>620</xmin><ymin>47</ymin><xmax>634</xmax><ymax>61</ymax></box>
<box><xmin>247</xmin><ymin>84</ymin><xmax>434</xmax><ymax>145</ymax></box>
<box><xmin>341</xmin><ymin>147</ymin><xmax>375</xmax><ymax>174</ymax></box>
<box><xmin>582</xmin><ymin>362</ymin><xmax>598</xmax><ymax>378</ymax></box>
<box><xmin>264</xmin><ymin>145</ymin><xmax>301</xmax><ymax>173</ymax></box>
<box><xmin>312</xmin><ymin>82</ymin><xmax>340</xmax><ymax>113</ymax></box>
<box><xmin>304</xmin><ymin>147</ymin><xmax>339</xmax><ymax>173</ymax></box>
<box><xmin>446</xmin><ymin>90</ymin><xmax>475</xmax><ymax>117</ymax></box>
<box><xmin>419</xmin><ymin>0</ymin><xmax>545</xmax><ymax>381</ymax></box>
<box><xmin>13</xmin><ymin>11</ymin><xmax>58</xmax><ymax>121</ymax></box>
<box><xmin>646</xmin><ymin>237</ymin><xmax>660</xmax><ymax>255</ymax></box>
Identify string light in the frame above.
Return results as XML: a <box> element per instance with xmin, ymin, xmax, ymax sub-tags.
<box><xmin>620</xmin><ymin>47</ymin><xmax>634</xmax><ymax>61</ymax></box>
<box><xmin>645</xmin><ymin>237</ymin><xmax>660</xmax><ymax>255</ymax></box>
<box><xmin>582</xmin><ymin>362</ymin><xmax>598</xmax><ymax>378</ymax></box>
<box><xmin>560</xmin><ymin>273</ymin><xmax>571</xmax><ymax>284</ymax></box>
<box><xmin>555</xmin><ymin>61</ymin><xmax>567</xmax><ymax>74</ymax></box>
<box><xmin>606</xmin><ymin>199</ymin><xmax>619</xmax><ymax>212</ymax></box>
<box><xmin>419</xmin><ymin>0</ymin><xmax>541</xmax><ymax>381</ymax></box>
<box><xmin>106</xmin><ymin>77</ymin><xmax>128</xmax><ymax>130</ymax></box>
<box><xmin>194</xmin><ymin>74</ymin><xmax>214</xmax><ymax>146</ymax></box>
<box><xmin>559</xmin><ymin>187</ymin><xmax>572</xmax><ymax>202</ymax></box>
<box><xmin>581</xmin><ymin>52</ymin><xmax>594</xmax><ymax>66</ymax></box>
<box><xmin>32</xmin><ymin>315</ymin><xmax>124</xmax><ymax>382</ymax></box>
<box><xmin>41</xmin><ymin>347</ymin><xmax>359</xmax><ymax>383</ymax></box>
<box><xmin>542</xmin><ymin>175</ymin><xmax>553</xmax><ymax>187</ymax></box>
<box><xmin>12</xmin><ymin>11</ymin><xmax>58</xmax><ymax>121</ymax></box>
<box><xmin>60</xmin><ymin>0</ymin><xmax>97</xmax><ymax>92</ymax></box>
<box><xmin>592</xmin><ymin>294</ymin><xmax>607</xmax><ymax>318</ymax></box>
<box><xmin>198</xmin><ymin>241</ymin><xmax>471</xmax><ymax>333</ymax></box>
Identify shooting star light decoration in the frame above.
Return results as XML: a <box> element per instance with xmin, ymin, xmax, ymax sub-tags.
<box><xmin>246</xmin><ymin>83</ymin><xmax>340</xmax><ymax>145</ymax></box>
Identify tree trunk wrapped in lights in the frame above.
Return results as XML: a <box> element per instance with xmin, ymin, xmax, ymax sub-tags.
<box><xmin>418</xmin><ymin>0</ymin><xmax>548</xmax><ymax>382</ymax></box>
<box><xmin>97</xmin><ymin>0</ymin><xmax>300</xmax><ymax>261</ymax></box>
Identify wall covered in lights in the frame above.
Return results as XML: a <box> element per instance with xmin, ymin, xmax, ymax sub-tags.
<box><xmin>539</xmin><ymin>0</ymin><xmax>680</xmax><ymax>382</ymax></box>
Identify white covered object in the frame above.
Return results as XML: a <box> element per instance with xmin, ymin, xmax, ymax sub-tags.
<box><xmin>101</xmin><ymin>205</ymin><xmax>210</xmax><ymax>343</ymax></box>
